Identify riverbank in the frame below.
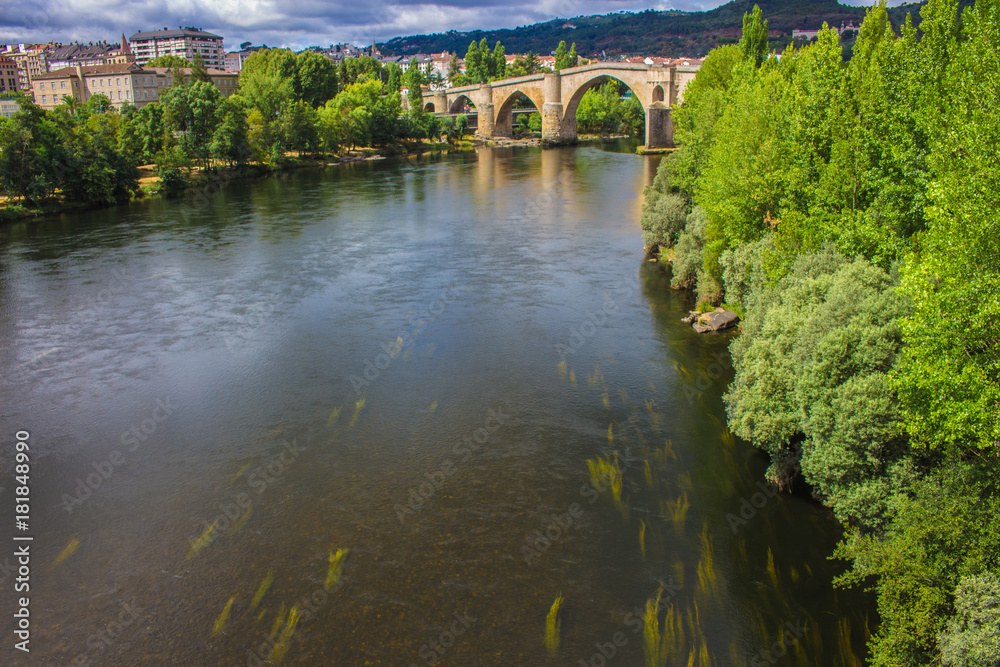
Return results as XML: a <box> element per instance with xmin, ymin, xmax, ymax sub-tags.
<box><xmin>0</xmin><ymin>139</ymin><xmax>480</xmax><ymax>226</ymax></box>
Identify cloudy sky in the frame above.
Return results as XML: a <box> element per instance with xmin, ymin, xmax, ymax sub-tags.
<box><xmin>0</xmin><ymin>0</ymin><xmax>790</xmax><ymax>52</ymax></box>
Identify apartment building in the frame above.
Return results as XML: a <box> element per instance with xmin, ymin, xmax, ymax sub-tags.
<box><xmin>32</xmin><ymin>64</ymin><xmax>238</xmax><ymax>111</ymax></box>
<box><xmin>2</xmin><ymin>47</ymin><xmax>48</xmax><ymax>90</ymax></box>
<box><xmin>128</xmin><ymin>27</ymin><xmax>224</xmax><ymax>68</ymax></box>
<box><xmin>0</xmin><ymin>55</ymin><xmax>18</xmax><ymax>94</ymax></box>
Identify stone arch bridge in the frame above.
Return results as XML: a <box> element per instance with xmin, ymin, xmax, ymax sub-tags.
<box><xmin>412</xmin><ymin>62</ymin><xmax>700</xmax><ymax>148</ymax></box>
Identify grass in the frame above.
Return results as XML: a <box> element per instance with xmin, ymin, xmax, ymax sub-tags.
<box><xmin>545</xmin><ymin>594</ymin><xmax>564</xmax><ymax>656</ymax></box>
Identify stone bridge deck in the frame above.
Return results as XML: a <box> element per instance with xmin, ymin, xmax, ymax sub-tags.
<box><xmin>412</xmin><ymin>62</ymin><xmax>699</xmax><ymax>148</ymax></box>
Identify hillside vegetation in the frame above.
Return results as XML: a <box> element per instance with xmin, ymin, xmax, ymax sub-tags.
<box><xmin>379</xmin><ymin>0</ymin><xmax>922</xmax><ymax>58</ymax></box>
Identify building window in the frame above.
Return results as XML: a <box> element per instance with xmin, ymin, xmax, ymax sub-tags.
<box><xmin>41</xmin><ymin>95</ymin><xmax>46</xmax><ymax>103</ymax></box>
<box><xmin>61</xmin><ymin>81</ymin><xmax>65</xmax><ymax>88</ymax></box>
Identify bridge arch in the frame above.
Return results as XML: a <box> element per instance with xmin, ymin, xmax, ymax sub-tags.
<box><xmin>449</xmin><ymin>94</ymin><xmax>476</xmax><ymax>114</ymax></box>
<box><xmin>494</xmin><ymin>89</ymin><xmax>543</xmax><ymax>138</ymax></box>
<box><xmin>561</xmin><ymin>74</ymin><xmax>645</xmax><ymax>141</ymax></box>
<box><xmin>423</xmin><ymin>102</ymin><xmax>436</xmax><ymax>112</ymax></box>
<box><xmin>652</xmin><ymin>84</ymin><xmax>665</xmax><ymax>102</ymax></box>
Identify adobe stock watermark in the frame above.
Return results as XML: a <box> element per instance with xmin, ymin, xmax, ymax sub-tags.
<box><xmin>409</xmin><ymin>609</ymin><xmax>477</xmax><ymax>666</ymax></box>
<box><xmin>350</xmin><ymin>281</ymin><xmax>466</xmax><ymax>396</ymax></box>
<box><xmin>395</xmin><ymin>405</ymin><xmax>510</xmax><ymax>523</ymax></box>
<box><xmin>577</xmin><ymin>578</ymin><xmax>683</xmax><ymax>667</ymax></box>
<box><xmin>67</xmin><ymin>599</ymin><xmax>145</xmax><ymax>666</ymax></box>
<box><xmin>748</xmin><ymin>619</ymin><xmax>808</xmax><ymax>666</ymax></box>
<box><xmin>59</xmin><ymin>398</ymin><xmax>178</xmax><ymax>513</ymax></box>
<box><xmin>522</xmin><ymin>502</ymin><xmax>586</xmax><ymax>565</ymax></box>
<box><xmin>555</xmin><ymin>274</ymin><xmax>641</xmax><ymax>363</ymax></box>
<box><xmin>239</xmin><ymin>550</ymin><xmax>349</xmax><ymax>667</ymax></box>
<box><xmin>522</xmin><ymin>457</ymin><xmax>626</xmax><ymax>565</ymax></box>
<box><xmin>187</xmin><ymin>439</ymin><xmax>306</xmax><ymax>554</ymax></box>
<box><xmin>725</xmin><ymin>481</ymin><xmax>778</xmax><ymax>534</ymax></box>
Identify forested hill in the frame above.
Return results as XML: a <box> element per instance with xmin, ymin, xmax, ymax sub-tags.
<box><xmin>378</xmin><ymin>0</ymin><xmax>923</xmax><ymax>58</ymax></box>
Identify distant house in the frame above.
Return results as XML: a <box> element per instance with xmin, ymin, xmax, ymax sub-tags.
<box><xmin>792</xmin><ymin>29</ymin><xmax>822</xmax><ymax>40</ymax></box>
<box><xmin>0</xmin><ymin>55</ymin><xmax>18</xmax><ymax>94</ymax></box>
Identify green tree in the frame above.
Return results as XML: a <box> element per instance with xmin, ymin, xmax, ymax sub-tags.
<box><xmin>0</xmin><ymin>97</ymin><xmax>63</xmax><ymax>203</ymax></box>
<box><xmin>739</xmin><ymin>4</ymin><xmax>770</xmax><ymax>67</ymax></box>
<box><xmin>279</xmin><ymin>99</ymin><xmax>319</xmax><ymax>154</ymax></box>
<box><xmin>891</xmin><ymin>0</ymin><xmax>1000</xmax><ymax>456</ymax></box>
<box><xmin>555</xmin><ymin>41</ymin><xmax>578</xmax><ymax>70</ymax></box>
<box><xmin>404</xmin><ymin>58</ymin><xmax>424</xmax><ymax>112</ymax></box>
<box><xmin>211</xmin><ymin>98</ymin><xmax>251</xmax><ymax>167</ymax></box>
<box><xmin>296</xmin><ymin>50</ymin><xmax>338</xmax><ymax>107</ymax></box>
<box><xmin>464</xmin><ymin>41</ymin><xmax>484</xmax><ymax>83</ymax></box>
<box><xmin>490</xmin><ymin>42</ymin><xmax>506</xmax><ymax>80</ymax></box>
<box><xmin>161</xmin><ymin>80</ymin><xmax>222</xmax><ymax>170</ymax></box>
<box><xmin>146</xmin><ymin>55</ymin><xmax>192</xmax><ymax>68</ymax></box>
<box><xmin>455</xmin><ymin>113</ymin><xmax>469</xmax><ymax>139</ymax></box>
<box><xmin>190</xmin><ymin>53</ymin><xmax>212</xmax><ymax>83</ymax></box>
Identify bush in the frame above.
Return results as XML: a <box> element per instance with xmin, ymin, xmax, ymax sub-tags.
<box><xmin>724</xmin><ymin>249</ymin><xmax>911</xmax><ymax>526</ymax></box>
<box><xmin>671</xmin><ymin>227</ymin><xmax>702</xmax><ymax>289</ymax></box>
<box><xmin>939</xmin><ymin>571</ymin><xmax>1000</xmax><ymax>667</ymax></box>
<box><xmin>641</xmin><ymin>191</ymin><xmax>688</xmax><ymax>250</ymax></box>
<box><xmin>158</xmin><ymin>168</ymin><xmax>187</xmax><ymax>191</ymax></box>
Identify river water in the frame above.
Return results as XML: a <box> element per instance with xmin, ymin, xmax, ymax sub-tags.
<box><xmin>0</xmin><ymin>143</ymin><xmax>872</xmax><ymax>666</ymax></box>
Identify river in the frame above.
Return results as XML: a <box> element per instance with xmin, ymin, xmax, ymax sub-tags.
<box><xmin>0</xmin><ymin>142</ymin><xmax>872</xmax><ymax>666</ymax></box>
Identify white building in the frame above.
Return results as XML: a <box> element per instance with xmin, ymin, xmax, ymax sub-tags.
<box><xmin>128</xmin><ymin>27</ymin><xmax>224</xmax><ymax>68</ymax></box>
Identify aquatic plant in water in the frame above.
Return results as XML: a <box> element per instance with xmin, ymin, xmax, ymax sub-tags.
<box><xmin>643</xmin><ymin>589</ymin><xmax>669</xmax><ymax>667</ymax></box>
<box><xmin>186</xmin><ymin>522</ymin><xmax>217</xmax><ymax>560</ymax></box>
<box><xmin>327</xmin><ymin>406</ymin><xmax>342</xmax><ymax>425</ymax></box>
<box><xmin>639</xmin><ymin>519</ymin><xmax>648</xmax><ymax>561</ymax></box>
<box><xmin>326</xmin><ymin>548</ymin><xmax>349</xmax><ymax>589</ymax></box>
<box><xmin>545</xmin><ymin>594</ymin><xmax>564</xmax><ymax>656</ymax></box>
<box><xmin>50</xmin><ymin>536</ymin><xmax>80</xmax><ymax>569</ymax></box>
<box><xmin>268</xmin><ymin>604</ymin><xmax>301</xmax><ymax>663</ymax></box>
<box><xmin>587</xmin><ymin>452</ymin><xmax>627</xmax><ymax>519</ymax></box>
<box><xmin>349</xmin><ymin>398</ymin><xmax>365</xmax><ymax>427</ymax></box>
<box><xmin>662</xmin><ymin>492</ymin><xmax>690</xmax><ymax>533</ymax></box>
<box><xmin>212</xmin><ymin>597</ymin><xmax>235</xmax><ymax>636</ymax></box>
<box><xmin>250</xmin><ymin>569</ymin><xmax>275</xmax><ymax>611</ymax></box>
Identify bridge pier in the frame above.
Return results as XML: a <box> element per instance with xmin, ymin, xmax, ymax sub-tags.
<box><xmin>541</xmin><ymin>72</ymin><xmax>568</xmax><ymax>143</ymax></box>
<box><xmin>645</xmin><ymin>103</ymin><xmax>673</xmax><ymax>149</ymax></box>
<box><xmin>432</xmin><ymin>90</ymin><xmax>448</xmax><ymax>114</ymax></box>
<box><xmin>475</xmin><ymin>84</ymin><xmax>495</xmax><ymax>140</ymax></box>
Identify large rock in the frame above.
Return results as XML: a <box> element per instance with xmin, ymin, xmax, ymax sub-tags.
<box><xmin>692</xmin><ymin>309</ymin><xmax>739</xmax><ymax>333</ymax></box>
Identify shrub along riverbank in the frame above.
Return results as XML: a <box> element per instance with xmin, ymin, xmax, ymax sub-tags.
<box><xmin>641</xmin><ymin>2</ymin><xmax>999</xmax><ymax>664</ymax></box>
